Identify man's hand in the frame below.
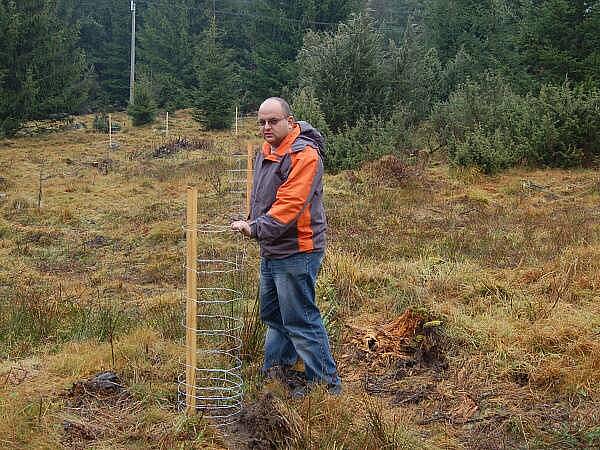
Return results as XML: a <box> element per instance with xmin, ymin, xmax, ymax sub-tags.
<box><xmin>231</xmin><ymin>220</ymin><xmax>251</xmax><ymax>237</ymax></box>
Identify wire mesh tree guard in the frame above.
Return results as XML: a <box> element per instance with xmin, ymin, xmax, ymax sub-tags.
<box><xmin>179</xmin><ymin>143</ymin><xmax>254</xmax><ymax>426</ymax></box>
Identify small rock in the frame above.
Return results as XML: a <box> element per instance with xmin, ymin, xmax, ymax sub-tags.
<box><xmin>69</xmin><ymin>371</ymin><xmax>125</xmax><ymax>398</ymax></box>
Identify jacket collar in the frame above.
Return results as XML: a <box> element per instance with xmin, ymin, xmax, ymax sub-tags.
<box><xmin>261</xmin><ymin>124</ymin><xmax>301</xmax><ymax>161</ymax></box>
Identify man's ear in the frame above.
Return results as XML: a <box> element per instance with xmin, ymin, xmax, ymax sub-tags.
<box><xmin>287</xmin><ymin>116</ymin><xmax>294</xmax><ymax>128</ymax></box>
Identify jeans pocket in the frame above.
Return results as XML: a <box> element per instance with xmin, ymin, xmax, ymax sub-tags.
<box><xmin>274</xmin><ymin>253</ymin><xmax>307</xmax><ymax>277</ymax></box>
<box><xmin>305</xmin><ymin>251</ymin><xmax>324</xmax><ymax>279</ymax></box>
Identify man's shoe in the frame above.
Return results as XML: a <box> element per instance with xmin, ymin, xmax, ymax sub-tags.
<box><xmin>265</xmin><ymin>365</ymin><xmax>308</xmax><ymax>386</ymax></box>
<box><xmin>264</xmin><ymin>365</ymin><xmax>289</xmax><ymax>382</ymax></box>
<box><xmin>290</xmin><ymin>382</ymin><xmax>342</xmax><ymax>399</ymax></box>
<box><xmin>290</xmin><ymin>385</ymin><xmax>309</xmax><ymax>399</ymax></box>
<box><xmin>285</xmin><ymin>369</ymin><xmax>307</xmax><ymax>390</ymax></box>
<box><xmin>327</xmin><ymin>382</ymin><xmax>342</xmax><ymax>396</ymax></box>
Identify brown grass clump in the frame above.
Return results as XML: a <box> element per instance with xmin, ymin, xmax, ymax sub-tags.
<box><xmin>362</xmin><ymin>154</ymin><xmax>423</xmax><ymax>187</ymax></box>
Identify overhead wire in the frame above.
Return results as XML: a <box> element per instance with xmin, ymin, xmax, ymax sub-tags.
<box><xmin>135</xmin><ymin>0</ymin><xmax>407</xmax><ymax>32</ymax></box>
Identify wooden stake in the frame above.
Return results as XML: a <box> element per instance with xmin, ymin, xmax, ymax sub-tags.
<box><xmin>37</xmin><ymin>167</ymin><xmax>43</xmax><ymax>209</ymax></box>
<box><xmin>185</xmin><ymin>186</ymin><xmax>198</xmax><ymax>415</ymax></box>
<box><xmin>166</xmin><ymin>111</ymin><xmax>169</xmax><ymax>138</ymax></box>
<box><xmin>235</xmin><ymin>106</ymin><xmax>238</xmax><ymax>135</ymax></box>
<box><xmin>246</xmin><ymin>143</ymin><xmax>254</xmax><ymax>216</ymax></box>
<box><xmin>108</xmin><ymin>114</ymin><xmax>112</xmax><ymax>148</ymax></box>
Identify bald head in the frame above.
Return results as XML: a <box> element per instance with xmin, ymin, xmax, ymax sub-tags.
<box><xmin>260</xmin><ymin>97</ymin><xmax>292</xmax><ymax>117</ymax></box>
<box><xmin>258</xmin><ymin>97</ymin><xmax>294</xmax><ymax>147</ymax></box>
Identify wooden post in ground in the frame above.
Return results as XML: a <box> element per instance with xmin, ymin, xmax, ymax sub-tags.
<box><xmin>108</xmin><ymin>114</ymin><xmax>112</xmax><ymax>148</ymax></box>
<box><xmin>185</xmin><ymin>186</ymin><xmax>198</xmax><ymax>415</ymax></box>
<box><xmin>235</xmin><ymin>106</ymin><xmax>239</xmax><ymax>136</ymax></box>
<box><xmin>166</xmin><ymin>111</ymin><xmax>169</xmax><ymax>139</ymax></box>
<box><xmin>37</xmin><ymin>167</ymin><xmax>43</xmax><ymax>209</ymax></box>
<box><xmin>246</xmin><ymin>143</ymin><xmax>254</xmax><ymax>216</ymax></box>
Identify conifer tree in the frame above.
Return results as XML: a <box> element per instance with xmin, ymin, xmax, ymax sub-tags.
<box><xmin>0</xmin><ymin>1</ymin><xmax>22</xmax><ymax>137</ymax></box>
<box><xmin>0</xmin><ymin>0</ymin><xmax>90</xmax><ymax>137</ymax></box>
<box><xmin>57</xmin><ymin>0</ymin><xmax>130</xmax><ymax>108</ymax></box>
<box><xmin>191</xmin><ymin>19</ymin><xmax>239</xmax><ymax>130</ymax></box>
<box><xmin>138</xmin><ymin>0</ymin><xmax>197</xmax><ymax>109</ymax></box>
<box><xmin>423</xmin><ymin>0</ymin><xmax>522</xmax><ymax>88</ymax></box>
<box><xmin>243</xmin><ymin>0</ymin><xmax>358</xmax><ymax>110</ymax></box>
<box><xmin>297</xmin><ymin>13</ymin><xmax>389</xmax><ymax>131</ymax></box>
<box><xmin>519</xmin><ymin>0</ymin><xmax>600</xmax><ymax>87</ymax></box>
<box><xmin>127</xmin><ymin>74</ymin><xmax>157</xmax><ymax>126</ymax></box>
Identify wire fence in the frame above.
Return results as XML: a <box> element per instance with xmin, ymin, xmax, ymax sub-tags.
<box><xmin>178</xmin><ymin>150</ymin><xmax>253</xmax><ymax>426</ymax></box>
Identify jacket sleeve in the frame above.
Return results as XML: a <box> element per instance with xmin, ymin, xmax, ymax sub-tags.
<box><xmin>247</xmin><ymin>152</ymin><xmax>261</xmax><ymax>221</ymax></box>
<box><xmin>249</xmin><ymin>147</ymin><xmax>320</xmax><ymax>242</ymax></box>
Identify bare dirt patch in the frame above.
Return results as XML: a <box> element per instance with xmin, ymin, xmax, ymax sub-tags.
<box><xmin>61</xmin><ymin>371</ymin><xmax>140</xmax><ymax>448</ymax></box>
<box><xmin>225</xmin><ymin>392</ymin><xmax>302</xmax><ymax>450</ymax></box>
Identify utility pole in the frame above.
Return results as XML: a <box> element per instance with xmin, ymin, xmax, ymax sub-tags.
<box><xmin>129</xmin><ymin>0</ymin><xmax>136</xmax><ymax>105</ymax></box>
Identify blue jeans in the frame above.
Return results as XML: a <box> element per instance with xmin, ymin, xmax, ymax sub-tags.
<box><xmin>259</xmin><ymin>251</ymin><xmax>341</xmax><ymax>388</ymax></box>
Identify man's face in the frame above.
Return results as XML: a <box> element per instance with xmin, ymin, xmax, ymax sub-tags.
<box><xmin>258</xmin><ymin>100</ymin><xmax>293</xmax><ymax>147</ymax></box>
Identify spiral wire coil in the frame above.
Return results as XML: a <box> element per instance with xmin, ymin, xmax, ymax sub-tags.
<box><xmin>178</xmin><ymin>151</ymin><xmax>251</xmax><ymax>425</ymax></box>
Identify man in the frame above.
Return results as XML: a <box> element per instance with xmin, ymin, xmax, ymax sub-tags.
<box><xmin>231</xmin><ymin>97</ymin><xmax>341</xmax><ymax>396</ymax></box>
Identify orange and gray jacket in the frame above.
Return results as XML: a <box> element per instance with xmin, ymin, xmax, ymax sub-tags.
<box><xmin>249</xmin><ymin>121</ymin><xmax>326</xmax><ymax>259</ymax></box>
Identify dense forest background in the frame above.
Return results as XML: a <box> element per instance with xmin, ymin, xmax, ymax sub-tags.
<box><xmin>1</xmin><ymin>0</ymin><xmax>599</xmax><ymax>172</ymax></box>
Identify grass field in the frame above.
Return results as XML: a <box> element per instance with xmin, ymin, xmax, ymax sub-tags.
<box><xmin>1</xmin><ymin>111</ymin><xmax>599</xmax><ymax>449</ymax></box>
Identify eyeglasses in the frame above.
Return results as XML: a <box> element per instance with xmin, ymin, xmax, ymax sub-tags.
<box><xmin>258</xmin><ymin>116</ymin><xmax>287</xmax><ymax>127</ymax></box>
